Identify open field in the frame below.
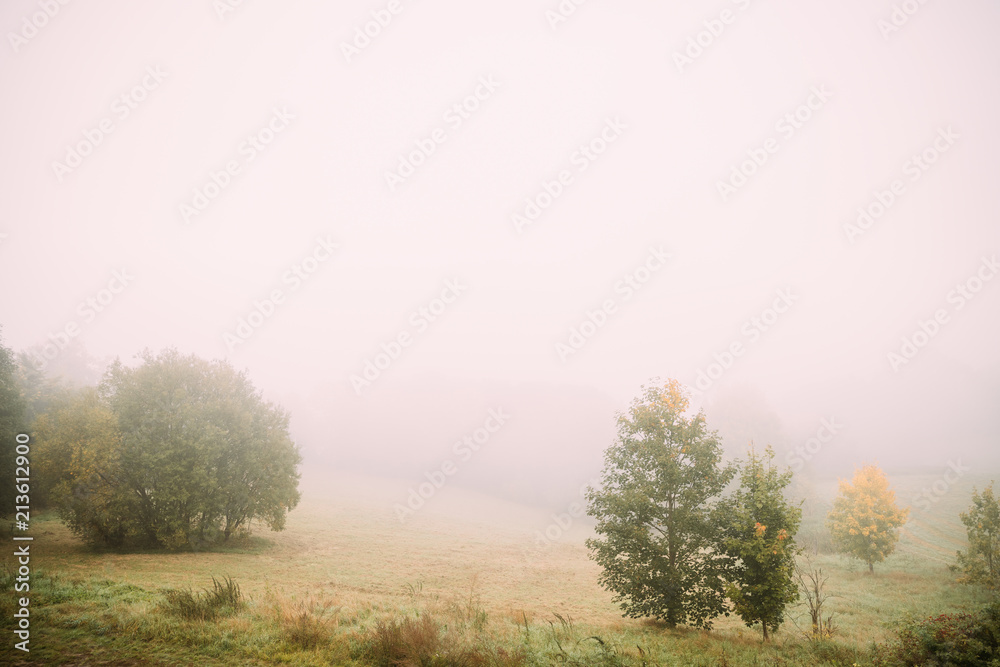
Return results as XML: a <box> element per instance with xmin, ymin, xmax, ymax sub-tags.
<box><xmin>2</xmin><ymin>469</ymin><xmax>996</xmax><ymax>666</ymax></box>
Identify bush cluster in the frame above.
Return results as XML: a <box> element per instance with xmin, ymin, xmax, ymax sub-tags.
<box><xmin>873</xmin><ymin>601</ymin><xmax>1000</xmax><ymax>666</ymax></box>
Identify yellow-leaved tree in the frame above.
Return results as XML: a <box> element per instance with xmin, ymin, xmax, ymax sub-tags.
<box><xmin>826</xmin><ymin>464</ymin><xmax>908</xmax><ymax>574</ymax></box>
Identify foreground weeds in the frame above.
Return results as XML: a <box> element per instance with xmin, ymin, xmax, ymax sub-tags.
<box><xmin>0</xmin><ymin>573</ymin><xmax>869</xmax><ymax>666</ymax></box>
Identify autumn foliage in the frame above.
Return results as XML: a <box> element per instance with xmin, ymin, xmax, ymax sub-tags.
<box><xmin>826</xmin><ymin>464</ymin><xmax>908</xmax><ymax>573</ymax></box>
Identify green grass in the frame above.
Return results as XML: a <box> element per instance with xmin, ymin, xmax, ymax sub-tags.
<box><xmin>1</xmin><ymin>469</ymin><xmax>995</xmax><ymax>665</ymax></box>
<box><xmin>160</xmin><ymin>576</ymin><xmax>244</xmax><ymax>621</ymax></box>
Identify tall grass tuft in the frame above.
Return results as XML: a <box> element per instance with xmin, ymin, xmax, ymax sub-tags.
<box><xmin>356</xmin><ymin>614</ymin><xmax>527</xmax><ymax>666</ymax></box>
<box><xmin>272</xmin><ymin>595</ymin><xmax>340</xmax><ymax>649</ymax></box>
<box><xmin>362</xmin><ymin>615</ymin><xmax>441</xmax><ymax>666</ymax></box>
<box><xmin>161</xmin><ymin>576</ymin><xmax>243</xmax><ymax>621</ymax></box>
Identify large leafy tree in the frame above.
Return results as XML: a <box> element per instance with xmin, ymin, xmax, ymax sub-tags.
<box><xmin>37</xmin><ymin>348</ymin><xmax>301</xmax><ymax>549</ymax></box>
<box><xmin>585</xmin><ymin>379</ymin><xmax>735</xmax><ymax>629</ymax></box>
<box><xmin>0</xmin><ymin>328</ymin><xmax>29</xmax><ymax>517</ymax></box>
<box><xmin>826</xmin><ymin>464</ymin><xmax>908</xmax><ymax>573</ymax></box>
<box><xmin>952</xmin><ymin>482</ymin><xmax>1000</xmax><ymax>591</ymax></box>
<box><xmin>716</xmin><ymin>444</ymin><xmax>801</xmax><ymax>641</ymax></box>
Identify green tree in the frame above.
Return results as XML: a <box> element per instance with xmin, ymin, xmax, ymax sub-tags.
<box><xmin>14</xmin><ymin>350</ymin><xmax>91</xmax><ymax>510</ymax></box>
<box><xmin>953</xmin><ymin>483</ymin><xmax>1000</xmax><ymax>591</ymax></box>
<box><xmin>34</xmin><ymin>388</ymin><xmax>129</xmax><ymax>545</ymax></box>
<box><xmin>39</xmin><ymin>348</ymin><xmax>301</xmax><ymax>549</ymax></box>
<box><xmin>585</xmin><ymin>379</ymin><xmax>735</xmax><ymax>629</ymax></box>
<box><xmin>826</xmin><ymin>464</ymin><xmax>908</xmax><ymax>574</ymax></box>
<box><xmin>0</xmin><ymin>328</ymin><xmax>29</xmax><ymax>517</ymax></box>
<box><xmin>716</xmin><ymin>444</ymin><xmax>801</xmax><ymax>641</ymax></box>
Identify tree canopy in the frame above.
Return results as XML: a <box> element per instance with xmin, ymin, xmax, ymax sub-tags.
<box><xmin>36</xmin><ymin>348</ymin><xmax>301</xmax><ymax>550</ymax></box>
<box><xmin>716</xmin><ymin>444</ymin><xmax>801</xmax><ymax>641</ymax></box>
<box><xmin>585</xmin><ymin>379</ymin><xmax>735</xmax><ymax>628</ymax></box>
<box><xmin>826</xmin><ymin>464</ymin><xmax>908</xmax><ymax>573</ymax></box>
<box><xmin>953</xmin><ymin>482</ymin><xmax>1000</xmax><ymax>591</ymax></box>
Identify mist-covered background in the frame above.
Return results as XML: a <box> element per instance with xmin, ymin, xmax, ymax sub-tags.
<box><xmin>2</xmin><ymin>0</ymin><xmax>998</xmax><ymax>509</ymax></box>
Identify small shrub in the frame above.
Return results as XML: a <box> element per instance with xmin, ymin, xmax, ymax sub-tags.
<box><xmin>873</xmin><ymin>601</ymin><xmax>1000</xmax><ymax>666</ymax></box>
<box><xmin>161</xmin><ymin>576</ymin><xmax>243</xmax><ymax>621</ymax></box>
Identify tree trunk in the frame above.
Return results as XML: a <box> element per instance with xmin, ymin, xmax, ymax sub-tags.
<box><xmin>868</xmin><ymin>561</ymin><xmax>874</xmax><ymax>574</ymax></box>
<box><xmin>762</xmin><ymin>623</ymin><xmax>769</xmax><ymax>642</ymax></box>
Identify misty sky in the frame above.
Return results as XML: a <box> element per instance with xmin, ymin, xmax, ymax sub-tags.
<box><xmin>1</xmin><ymin>0</ymin><xmax>998</xmax><ymax>500</ymax></box>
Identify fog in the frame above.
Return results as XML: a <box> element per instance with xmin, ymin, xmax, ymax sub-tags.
<box><xmin>2</xmin><ymin>0</ymin><xmax>999</xmax><ymax>508</ymax></box>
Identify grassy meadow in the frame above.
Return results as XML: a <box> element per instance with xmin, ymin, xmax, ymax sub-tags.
<box><xmin>2</xmin><ymin>468</ymin><xmax>995</xmax><ymax>666</ymax></box>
